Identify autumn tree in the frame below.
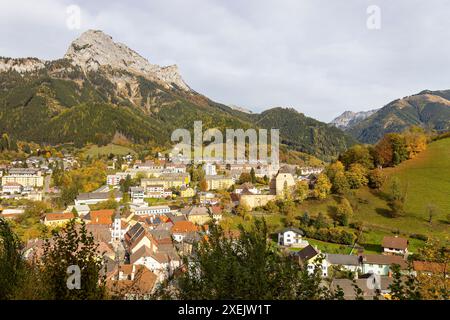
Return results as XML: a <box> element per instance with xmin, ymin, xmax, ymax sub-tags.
<box><xmin>294</xmin><ymin>180</ymin><xmax>309</xmax><ymax>202</ymax></box>
<box><xmin>326</xmin><ymin>161</ymin><xmax>349</xmax><ymax>194</ymax></box>
<box><xmin>403</xmin><ymin>126</ymin><xmax>427</xmax><ymax>159</ymax></box>
<box><xmin>368</xmin><ymin>168</ymin><xmax>385</xmax><ymax>189</ymax></box>
<box><xmin>335</xmin><ymin>198</ymin><xmax>353</xmax><ymax>226</ymax></box>
<box><xmin>339</xmin><ymin>144</ymin><xmax>374</xmax><ymax>169</ymax></box>
<box><xmin>387</xmin><ymin>177</ymin><xmax>407</xmax><ymax>217</ymax></box>
<box><xmin>332</xmin><ymin>171</ymin><xmax>350</xmax><ymax>195</ymax></box>
<box><xmin>199</xmin><ymin>178</ymin><xmax>208</xmax><ymax>192</ymax></box>
<box><xmin>263</xmin><ymin>200</ymin><xmax>280</xmax><ymax>214</ymax></box>
<box><xmin>313</xmin><ymin>174</ymin><xmax>332</xmax><ymax>200</ymax></box>
<box><xmin>345</xmin><ymin>163</ymin><xmax>368</xmax><ymax>189</ymax></box>
<box><xmin>57</xmin><ymin>160</ymin><xmax>107</xmax><ymax>204</ymax></box>
<box><xmin>234</xmin><ymin>203</ymin><xmax>250</xmax><ymax>218</ymax></box>
<box><xmin>375</xmin><ymin>133</ymin><xmax>408</xmax><ymax>167</ymax></box>
<box><xmin>217</xmin><ymin>190</ymin><xmax>231</xmax><ymax>209</ymax></box>
<box><xmin>238</xmin><ymin>172</ymin><xmax>252</xmax><ymax>184</ymax></box>
<box><xmin>325</xmin><ymin>161</ymin><xmax>345</xmax><ymax>183</ymax></box>
<box><xmin>413</xmin><ymin>238</ymin><xmax>449</xmax><ymax>300</ymax></box>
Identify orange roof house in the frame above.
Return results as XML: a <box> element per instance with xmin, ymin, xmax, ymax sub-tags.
<box><xmin>171</xmin><ymin>221</ymin><xmax>199</xmax><ymax>234</ymax></box>
<box><xmin>382</xmin><ymin>236</ymin><xmax>408</xmax><ymax>250</ymax></box>
<box><xmin>87</xmin><ymin>209</ymin><xmax>115</xmax><ymax>225</ymax></box>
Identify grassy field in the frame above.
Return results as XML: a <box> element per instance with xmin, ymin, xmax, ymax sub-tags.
<box><xmin>383</xmin><ymin>138</ymin><xmax>450</xmax><ymax>229</ymax></box>
<box><xmin>352</xmin><ymin>138</ymin><xmax>450</xmax><ymax>240</ymax></box>
<box><xmin>82</xmin><ymin>144</ymin><xmax>136</xmax><ymax>158</ymax></box>
<box><xmin>145</xmin><ymin>198</ymin><xmax>171</xmax><ymax>205</ymax></box>
<box><xmin>222</xmin><ymin>138</ymin><xmax>450</xmax><ymax>254</ymax></box>
<box><xmin>295</xmin><ymin>139</ymin><xmax>450</xmax><ymax>248</ymax></box>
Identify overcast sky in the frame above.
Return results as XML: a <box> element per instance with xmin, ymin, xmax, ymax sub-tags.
<box><xmin>1</xmin><ymin>0</ymin><xmax>449</xmax><ymax>122</ymax></box>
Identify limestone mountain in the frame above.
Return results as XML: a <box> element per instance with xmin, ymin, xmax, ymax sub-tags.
<box><xmin>64</xmin><ymin>30</ymin><xmax>190</xmax><ymax>91</ymax></box>
<box><xmin>346</xmin><ymin>90</ymin><xmax>450</xmax><ymax>143</ymax></box>
<box><xmin>330</xmin><ymin>109</ymin><xmax>378</xmax><ymax>130</ymax></box>
<box><xmin>0</xmin><ymin>30</ymin><xmax>354</xmax><ymax>161</ymax></box>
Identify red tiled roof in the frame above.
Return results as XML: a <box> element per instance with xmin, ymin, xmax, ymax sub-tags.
<box><xmin>171</xmin><ymin>221</ymin><xmax>198</xmax><ymax>234</ymax></box>
<box><xmin>45</xmin><ymin>212</ymin><xmax>75</xmax><ymax>221</ymax></box>
<box><xmin>382</xmin><ymin>236</ymin><xmax>408</xmax><ymax>250</ymax></box>
<box><xmin>89</xmin><ymin>209</ymin><xmax>114</xmax><ymax>225</ymax></box>
<box><xmin>210</xmin><ymin>205</ymin><xmax>222</xmax><ymax>215</ymax></box>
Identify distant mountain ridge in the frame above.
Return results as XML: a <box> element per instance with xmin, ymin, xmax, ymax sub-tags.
<box><xmin>0</xmin><ymin>30</ymin><xmax>355</xmax><ymax>161</ymax></box>
<box><xmin>330</xmin><ymin>90</ymin><xmax>450</xmax><ymax>143</ymax></box>
<box><xmin>330</xmin><ymin>109</ymin><xmax>378</xmax><ymax>129</ymax></box>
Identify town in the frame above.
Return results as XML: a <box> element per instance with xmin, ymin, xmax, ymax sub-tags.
<box><xmin>0</xmin><ymin>147</ymin><xmax>445</xmax><ymax>300</ymax></box>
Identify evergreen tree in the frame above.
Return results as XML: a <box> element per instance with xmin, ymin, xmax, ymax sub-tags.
<box><xmin>250</xmin><ymin>167</ymin><xmax>256</xmax><ymax>184</ymax></box>
<box><xmin>156</xmin><ymin>219</ymin><xmax>343</xmax><ymax>300</ymax></box>
<box><xmin>40</xmin><ymin>219</ymin><xmax>107</xmax><ymax>300</ymax></box>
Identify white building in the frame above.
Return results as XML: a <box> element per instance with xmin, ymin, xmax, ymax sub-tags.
<box><xmin>75</xmin><ymin>191</ymin><xmax>123</xmax><ymax>206</ymax></box>
<box><xmin>164</xmin><ymin>163</ymin><xmax>187</xmax><ymax>174</ymax></box>
<box><xmin>2</xmin><ymin>168</ymin><xmax>44</xmax><ymax>187</ymax></box>
<box><xmin>145</xmin><ymin>185</ymin><xmax>172</xmax><ymax>198</ymax></box>
<box><xmin>235</xmin><ymin>183</ymin><xmax>260</xmax><ymax>195</ymax></box>
<box><xmin>64</xmin><ymin>204</ymin><xmax>90</xmax><ymax>217</ymax></box>
<box><xmin>325</xmin><ymin>254</ymin><xmax>362</xmax><ymax>273</ymax></box>
<box><xmin>130</xmin><ymin>204</ymin><xmax>171</xmax><ymax>216</ymax></box>
<box><xmin>130</xmin><ymin>186</ymin><xmax>145</xmax><ymax>204</ymax></box>
<box><xmin>294</xmin><ymin>245</ymin><xmax>328</xmax><ymax>277</ymax></box>
<box><xmin>278</xmin><ymin>227</ymin><xmax>308</xmax><ymax>247</ymax></box>
<box><xmin>299</xmin><ymin>167</ymin><xmax>324</xmax><ymax>176</ymax></box>
<box><xmin>360</xmin><ymin>254</ymin><xmax>407</xmax><ymax>276</ymax></box>
<box><xmin>111</xmin><ymin>211</ymin><xmax>129</xmax><ymax>243</ymax></box>
<box><xmin>381</xmin><ymin>236</ymin><xmax>409</xmax><ymax>256</ymax></box>
<box><xmin>1</xmin><ymin>182</ymin><xmax>23</xmax><ymax>194</ymax></box>
<box><xmin>107</xmin><ymin>172</ymin><xmax>130</xmax><ymax>186</ymax></box>
<box><xmin>204</xmin><ymin>163</ymin><xmax>217</xmax><ymax>176</ymax></box>
<box><xmin>130</xmin><ymin>246</ymin><xmax>180</xmax><ymax>282</ymax></box>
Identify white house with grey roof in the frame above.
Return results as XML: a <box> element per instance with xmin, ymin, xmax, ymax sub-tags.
<box><xmin>277</xmin><ymin>227</ymin><xmax>308</xmax><ymax>247</ymax></box>
<box><xmin>75</xmin><ymin>190</ymin><xmax>123</xmax><ymax>205</ymax></box>
<box><xmin>130</xmin><ymin>186</ymin><xmax>145</xmax><ymax>204</ymax></box>
<box><xmin>325</xmin><ymin>254</ymin><xmax>362</xmax><ymax>273</ymax></box>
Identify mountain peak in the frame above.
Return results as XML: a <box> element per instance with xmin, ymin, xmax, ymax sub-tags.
<box><xmin>330</xmin><ymin>109</ymin><xmax>378</xmax><ymax>129</ymax></box>
<box><xmin>64</xmin><ymin>29</ymin><xmax>190</xmax><ymax>91</ymax></box>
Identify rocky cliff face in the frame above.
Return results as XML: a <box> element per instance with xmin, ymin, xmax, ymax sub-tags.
<box><xmin>64</xmin><ymin>30</ymin><xmax>190</xmax><ymax>91</ymax></box>
<box><xmin>330</xmin><ymin>109</ymin><xmax>377</xmax><ymax>129</ymax></box>
<box><xmin>0</xmin><ymin>57</ymin><xmax>46</xmax><ymax>73</ymax></box>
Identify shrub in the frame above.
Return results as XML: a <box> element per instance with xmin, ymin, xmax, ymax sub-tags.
<box><xmin>410</xmin><ymin>234</ymin><xmax>428</xmax><ymax>241</ymax></box>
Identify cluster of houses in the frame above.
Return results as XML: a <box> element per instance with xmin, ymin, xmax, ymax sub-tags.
<box><xmin>35</xmin><ymin>200</ymin><xmax>224</xmax><ymax>297</ymax></box>
<box><xmin>0</xmin><ymin>154</ymin><xmax>77</xmax><ymax>203</ymax></box>
<box><xmin>0</xmin><ymin>168</ymin><xmax>44</xmax><ymax>202</ymax></box>
<box><xmin>12</xmin><ymin>153</ymin><xmax>417</xmax><ymax>298</ymax></box>
<box><xmin>277</xmin><ymin>227</ymin><xmax>444</xmax><ymax>299</ymax></box>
